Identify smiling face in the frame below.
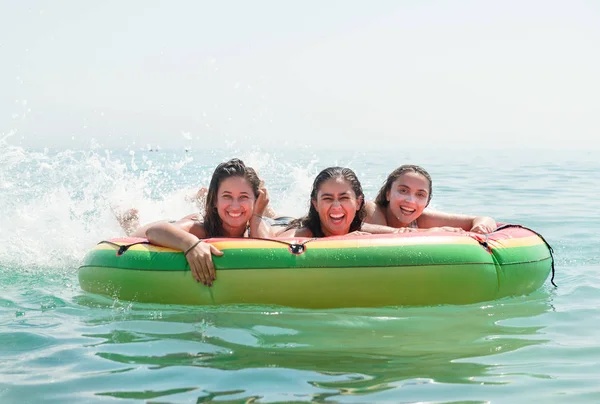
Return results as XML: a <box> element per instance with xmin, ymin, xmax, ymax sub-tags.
<box><xmin>216</xmin><ymin>176</ymin><xmax>256</xmax><ymax>233</ymax></box>
<box><xmin>385</xmin><ymin>171</ymin><xmax>430</xmax><ymax>226</ymax></box>
<box><xmin>312</xmin><ymin>177</ymin><xmax>363</xmax><ymax>236</ymax></box>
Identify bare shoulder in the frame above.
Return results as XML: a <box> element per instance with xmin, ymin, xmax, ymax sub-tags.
<box><xmin>274</xmin><ymin>227</ymin><xmax>297</xmax><ymax>237</ymax></box>
<box><xmin>293</xmin><ymin>227</ymin><xmax>314</xmax><ymax>238</ymax></box>
<box><xmin>418</xmin><ymin>208</ymin><xmax>448</xmax><ymax>226</ymax></box>
<box><xmin>364</xmin><ymin>201</ymin><xmax>387</xmax><ymax>225</ymax></box>
<box><xmin>274</xmin><ymin>226</ymin><xmax>313</xmax><ymax>237</ymax></box>
<box><xmin>172</xmin><ymin>217</ymin><xmax>208</xmax><ymax>238</ymax></box>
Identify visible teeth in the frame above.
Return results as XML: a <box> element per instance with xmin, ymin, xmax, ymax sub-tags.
<box><xmin>330</xmin><ymin>213</ymin><xmax>344</xmax><ymax>219</ymax></box>
<box><xmin>228</xmin><ymin>212</ymin><xmax>242</xmax><ymax>217</ymax></box>
<box><xmin>400</xmin><ymin>207</ymin><xmax>415</xmax><ymax>214</ymax></box>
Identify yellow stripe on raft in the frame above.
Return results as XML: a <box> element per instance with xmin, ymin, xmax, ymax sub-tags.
<box><xmin>488</xmin><ymin>235</ymin><xmax>544</xmax><ymax>249</ymax></box>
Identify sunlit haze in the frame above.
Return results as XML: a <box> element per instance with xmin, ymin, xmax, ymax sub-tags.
<box><xmin>1</xmin><ymin>0</ymin><xmax>599</xmax><ymax>151</ymax></box>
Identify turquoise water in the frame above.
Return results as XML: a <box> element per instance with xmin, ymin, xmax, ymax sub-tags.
<box><xmin>1</xmin><ymin>142</ymin><xmax>599</xmax><ymax>403</ymax></box>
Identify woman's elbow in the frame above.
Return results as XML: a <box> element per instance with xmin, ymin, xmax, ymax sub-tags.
<box><xmin>145</xmin><ymin>223</ymin><xmax>168</xmax><ymax>240</ymax></box>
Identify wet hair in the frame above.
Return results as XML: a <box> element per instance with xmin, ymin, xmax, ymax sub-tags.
<box><xmin>203</xmin><ymin>158</ymin><xmax>260</xmax><ymax>237</ymax></box>
<box><xmin>374</xmin><ymin>164</ymin><xmax>432</xmax><ymax>208</ymax></box>
<box><xmin>287</xmin><ymin>167</ymin><xmax>366</xmax><ymax>237</ymax></box>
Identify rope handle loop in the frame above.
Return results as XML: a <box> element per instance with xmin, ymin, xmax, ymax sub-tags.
<box><xmin>494</xmin><ymin>224</ymin><xmax>557</xmax><ymax>287</ymax></box>
<box><xmin>97</xmin><ymin>240</ymin><xmax>150</xmax><ymax>256</ymax></box>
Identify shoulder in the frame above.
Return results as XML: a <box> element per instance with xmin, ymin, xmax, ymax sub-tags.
<box><xmin>274</xmin><ymin>226</ymin><xmax>313</xmax><ymax>237</ymax></box>
<box><xmin>417</xmin><ymin>208</ymin><xmax>444</xmax><ymax>227</ymax></box>
<box><xmin>172</xmin><ymin>216</ymin><xmax>208</xmax><ymax>238</ymax></box>
<box><xmin>364</xmin><ymin>201</ymin><xmax>387</xmax><ymax>225</ymax></box>
<box><xmin>294</xmin><ymin>227</ymin><xmax>314</xmax><ymax>238</ymax></box>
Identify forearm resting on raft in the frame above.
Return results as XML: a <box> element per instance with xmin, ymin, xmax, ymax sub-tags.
<box><xmin>145</xmin><ymin>222</ymin><xmax>201</xmax><ymax>251</ymax></box>
<box><xmin>361</xmin><ymin>223</ymin><xmax>417</xmax><ymax>234</ymax></box>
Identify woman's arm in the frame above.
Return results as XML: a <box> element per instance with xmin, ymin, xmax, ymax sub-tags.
<box><xmin>361</xmin><ymin>222</ymin><xmax>416</xmax><ymax>234</ymax></box>
<box><xmin>418</xmin><ymin>209</ymin><xmax>496</xmax><ymax>234</ymax></box>
<box><xmin>362</xmin><ymin>202</ymin><xmax>417</xmax><ymax>233</ymax></box>
<box><xmin>363</xmin><ymin>201</ymin><xmax>388</xmax><ymax>225</ymax></box>
<box><xmin>146</xmin><ymin>219</ymin><xmax>223</xmax><ymax>286</ymax></box>
<box><xmin>249</xmin><ymin>181</ymin><xmax>275</xmax><ymax>238</ymax></box>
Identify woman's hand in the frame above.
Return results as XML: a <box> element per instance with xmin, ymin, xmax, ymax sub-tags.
<box><xmin>394</xmin><ymin>227</ymin><xmax>418</xmax><ymax>234</ymax></box>
<box><xmin>470</xmin><ymin>223</ymin><xmax>495</xmax><ymax>234</ymax></box>
<box><xmin>185</xmin><ymin>241</ymin><xmax>224</xmax><ymax>286</ymax></box>
<box><xmin>346</xmin><ymin>231</ymin><xmax>372</xmax><ymax>236</ymax></box>
<box><xmin>254</xmin><ymin>180</ymin><xmax>270</xmax><ymax>216</ymax></box>
<box><xmin>427</xmin><ymin>226</ymin><xmax>466</xmax><ymax>233</ymax></box>
<box><xmin>470</xmin><ymin>217</ymin><xmax>497</xmax><ymax>234</ymax></box>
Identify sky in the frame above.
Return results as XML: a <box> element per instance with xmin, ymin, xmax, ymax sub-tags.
<box><xmin>1</xmin><ymin>0</ymin><xmax>599</xmax><ymax>151</ymax></box>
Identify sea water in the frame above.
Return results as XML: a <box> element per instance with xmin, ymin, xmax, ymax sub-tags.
<box><xmin>1</xmin><ymin>139</ymin><xmax>599</xmax><ymax>403</ymax></box>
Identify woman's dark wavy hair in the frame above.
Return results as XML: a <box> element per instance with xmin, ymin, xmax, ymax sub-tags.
<box><xmin>203</xmin><ymin>158</ymin><xmax>260</xmax><ymax>237</ymax></box>
<box><xmin>374</xmin><ymin>164</ymin><xmax>433</xmax><ymax>208</ymax></box>
<box><xmin>287</xmin><ymin>167</ymin><xmax>366</xmax><ymax>237</ymax></box>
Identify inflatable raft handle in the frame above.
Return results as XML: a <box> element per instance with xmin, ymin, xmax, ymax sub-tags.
<box><xmin>97</xmin><ymin>240</ymin><xmax>151</xmax><ymax>256</ymax></box>
<box><xmin>494</xmin><ymin>224</ymin><xmax>557</xmax><ymax>287</ymax></box>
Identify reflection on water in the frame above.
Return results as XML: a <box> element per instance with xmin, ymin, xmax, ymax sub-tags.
<box><xmin>55</xmin><ymin>292</ymin><xmax>552</xmax><ymax>402</ymax></box>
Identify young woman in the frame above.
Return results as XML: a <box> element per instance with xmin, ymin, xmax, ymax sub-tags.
<box><xmin>364</xmin><ymin>164</ymin><xmax>497</xmax><ymax>234</ymax></box>
<box><xmin>134</xmin><ymin>158</ymin><xmax>271</xmax><ymax>286</ymax></box>
<box><xmin>280</xmin><ymin>166</ymin><xmax>367</xmax><ymax>237</ymax></box>
<box><xmin>116</xmin><ymin>183</ymin><xmax>278</xmax><ymax>236</ymax></box>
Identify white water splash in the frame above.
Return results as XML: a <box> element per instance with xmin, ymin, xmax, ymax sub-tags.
<box><xmin>0</xmin><ymin>137</ymin><xmax>318</xmax><ymax>271</ymax></box>
<box><xmin>0</xmin><ymin>139</ymin><xmax>200</xmax><ymax>270</ymax></box>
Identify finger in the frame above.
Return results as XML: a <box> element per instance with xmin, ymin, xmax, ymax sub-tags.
<box><xmin>192</xmin><ymin>248</ymin><xmax>209</xmax><ymax>285</ymax></box>
<box><xmin>197</xmin><ymin>261</ymin><xmax>209</xmax><ymax>284</ymax></box>
<box><xmin>210</xmin><ymin>245</ymin><xmax>224</xmax><ymax>256</ymax></box>
<box><xmin>209</xmin><ymin>245</ymin><xmax>223</xmax><ymax>281</ymax></box>
<box><xmin>189</xmin><ymin>258</ymin><xmax>201</xmax><ymax>282</ymax></box>
<box><xmin>197</xmin><ymin>257</ymin><xmax>210</xmax><ymax>285</ymax></box>
<box><xmin>191</xmin><ymin>257</ymin><xmax>204</xmax><ymax>284</ymax></box>
<box><xmin>206</xmin><ymin>258</ymin><xmax>215</xmax><ymax>285</ymax></box>
<box><xmin>196</xmin><ymin>249</ymin><xmax>212</xmax><ymax>284</ymax></box>
<box><xmin>255</xmin><ymin>190</ymin><xmax>265</xmax><ymax>207</ymax></box>
<box><xmin>201</xmin><ymin>254</ymin><xmax>215</xmax><ymax>284</ymax></box>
